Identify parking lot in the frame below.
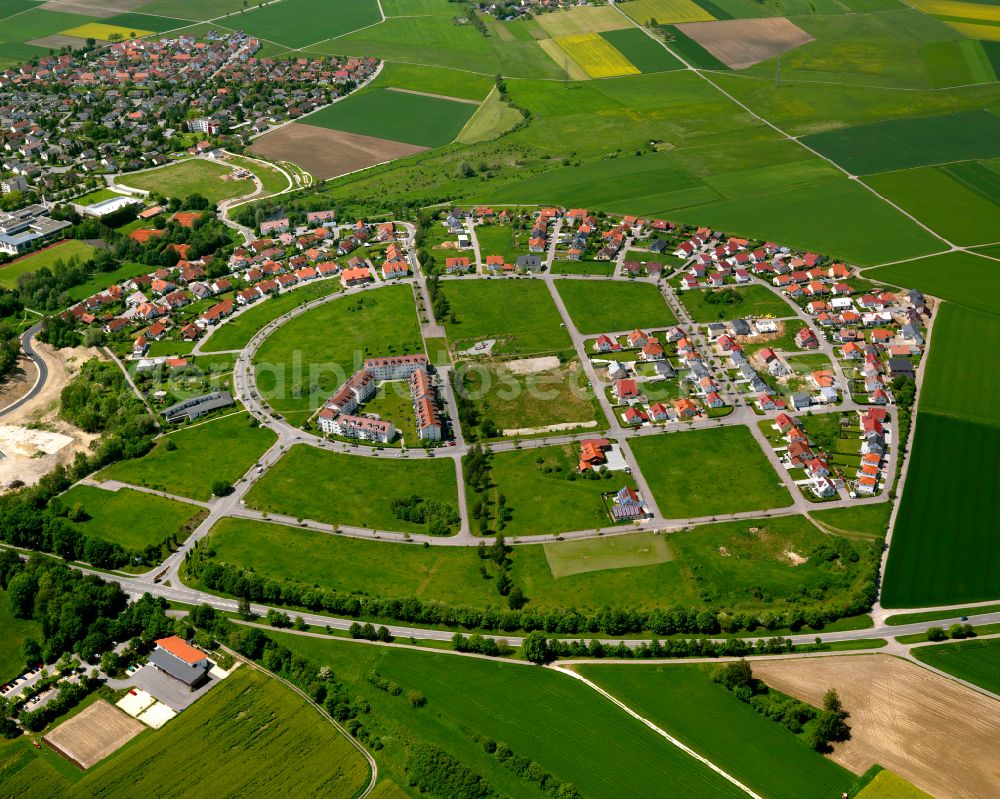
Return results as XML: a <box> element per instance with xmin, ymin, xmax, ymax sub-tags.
<box><xmin>108</xmin><ymin>664</ymin><xmax>221</xmax><ymax>712</ymax></box>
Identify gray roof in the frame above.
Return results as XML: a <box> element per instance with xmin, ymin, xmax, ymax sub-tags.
<box><xmin>517</xmin><ymin>255</ymin><xmax>541</xmax><ymax>268</ymax></box>
<box><xmin>162</xmin><ymin>391</ymin><xmax>234</xmax><ymax>423</ymax></box>
<box><xmin>149</xmin><ymin>648</ymin><xmax>209</xmax><ymax>687</ymax></box>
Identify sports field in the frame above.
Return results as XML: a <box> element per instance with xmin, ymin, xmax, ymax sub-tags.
<box><xmin>575</xmin><ymin>664</ymin><xmax>858</xmax><ymax>799</ymax></box>
<box><xmin>630</xmin><ymin>425</ymin><xmax>793</xmax><ymax>517</ymax></box>
<box><xmin>599</xmin><ymin>27</ymin><xmax>683</xmax><ymax>72</ymax></box>
<box><xmin>0</xmin><ymin>240</ymin><xmax>96</xmax><ymax>289</ymax></box>
<box><xmin>302</xmin><ymin>88</ymin><xmax>478</xmax><ymax>148</ymax></box>
<box><xmin>912</xmin><ymin>638</ymin><xmax>1000</xmax><ymax>696</ymax></box>
<box><xmin>117</xmin><ymin>159</ymin><xmax>254</xmax><ymax>204</ymax></box>
<box><xmin>245</xmin><ymin>445</ymin><xmax>460</xmax><ymax>534</ymax></box>
<box><xmin>271</xmin><ymin>631</ymin><xmax>748</xmax><ymax>798</ymax></box>
<box><xmin>442</xmin><ymin>279</ymin><xmax>572</xmax><ymax>356</ymax></box>
<box><xmin>551</xmin><ymin>33</ymin><xmax>641</xmax><ymax>78</ymax></box>
<box><xmin>234</xmin><ymin>0</ymin><xmax>381</xmax><ymax>48</ymax></box>
<box><xmin>54</xmin><ymin>484</ymin><xmax>202</xmax><ymax>551</ymax></box>
<box><xmin>556</xmin><ymin>279</ymin><xmax>676</xmax><ymax>332</ymax></box>
<box><xmin>252</xmin><ymin>284</ymin><xmax>422</xmax><ymax>416</ymax></box>
<box><xmin>98</xmin><ymin>412</ymin><xmax>277</xmax><ymax>501</ymax></box>
<box><xmin>618</xmin><ymin>0</ymin><xmax>715</xmax><ymax>25</ymax></box>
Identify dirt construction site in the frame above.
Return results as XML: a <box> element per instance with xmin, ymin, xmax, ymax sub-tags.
<box><xmin>753</xmin><ymin>654</ymin><xmax>1000</xmax><ymax>799</ymax></box>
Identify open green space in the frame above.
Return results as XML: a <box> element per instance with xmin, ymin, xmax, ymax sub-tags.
<box><xmin>117</xmin><ymin>159</ymin><xmax>253</xmax><ymax>204</ymax></box>
<box><xmin>0</xmin><ymin>240</ymin><xmax>97</xmax><ymax>290</ymax></box>
<box><xmin>64</xmin><ymin>261</ymin><xmax>152</xmax><ymax>304</ymax></box>
<box><xmin>0</xmin><ymin>8</ymin><xmax>93</xmax><ymax>65</ymax></box>
<box><xmin>202</xmin><ymin>279</ymin><xmax>341</xmax><ymax>352</ymax></box>
<box><xmin>912</xmin><ymin>638</ymin><xmax>1000</xmax><ymax>696</ymax></box>
<box><xmin>574</xmin><ymin>663</ymin><xmax>859</xmax><ymax>799</ymax></box>
<box><xmin>809</xmin><ymin>502</ymin><xmax>892</xmax><ymax>539</ymax></box>
<box><xmin>195</xmin><ymin>512</ymin><xmax>877</xmax><ymax>618</ymax></box>
<box><xmin>865</xmin><ymin>250</ymin><xmax>1000</xmax><ymax>318</ymax></box>
<box><xmin>442</xmin><ymin>280</ymin><xmax>571</xmax><ymax>356</ymax></box>
<box><xmin>136</xmin><ymin>0</ymin><xmax>249</xmax><ymax>19</ymax></box>
<box><xmin>99</xmin><ymin>412</ymin><xmax>277</xmax><ymax>502</ymax></box>
<box><xmin>630</xmin><ymin>426</ymin><xmax>793</xmax><ymax>517</ymax></box>
<box><xmin>864</xmin><ymin>164</ymin><xmax>1000</xmax><ymax>246</ymax></box>
<box><xmin>555</xmin><ymin>279</ymin><xmax>676</xmax><ymax>333</ymax></box>
<box><xmin>234</xmin><ymin>0</ymin><xmax>380</xmax><ymax>48</ymax></box>
<box><xmin>550</xmin><ymin>259</ymin><xmax>616</xmax><ymax>276</ymax></box>
<box><xmin>472</xmin><ymin>223</ymin><xmax>519</xmax><ymax>263</ymax></box>
<box><xmin>224</xmin><ymin>154</ymin><xmax>291</xmax><ymax>196</ymax></box>
<box><xmin>270</xmin><ymin>631</ymin><xmax>747</xmax><ymax>799</ymax></box>
<box><xmin>371</xmin><ymin>63</ymin><xmax>493</xmax><ymax>103</ymax></box>
<box><xmin>856</xmin><ymin>770</ymin><xmax>934</xmax><ymax>799</ymax></box>
<box><xmin>52</xmin><ymin>484</ymin><xmax>202</xmax><ymax>551</ymax></box>
<box><xmin>303</xmin><ymin>88</ymin><xmax>478</xmax><ymax>148</ymax></box>
<box><xmin>677</xmin><ymin>284</ymin><xmax>792</xmax><ymax>322</ymax></box>
<box><xmin>244</xmin><ymin>445</ymin><xmax>460</xmax><ymax>534</ymax></box>
<box><xmin>253</xmin><ymin>284</ymin><xmax>422</xmax><ymax>415</ymax></box>
<box><xmin>886</xmin><ymin>603</ymin><xmax>1000</xmax><ymax>626</ymax></box>
<box><xmin>599</xmin><ymin>27</ymin><xmax>684</xmax><ymax>72</ymax></box>
<box><xmin>0</xmin><ymin>587</ymin><xmax>42</xmax><ymax>682</ymax></box>
<box><xmin>801</xmin><ymin>110</ymin><xmax>1000</xmax><ymax>174</ymax></box>
<box><xmin>105</xmin><ymin>11</ymin><xmax>190</xmax><ymax>33</ymax></box>
<box><xmin>0</xmin><ymin>666</ymin><xmax>369</xmax><ymax>798</ymax></box>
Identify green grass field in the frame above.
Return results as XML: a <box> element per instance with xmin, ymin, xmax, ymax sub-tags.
<box><xmin>575</xmin><ymin>664</ymin><xmax>858</xmax><ymax>799</ymax></box>
<box><xmin>270</xmin><ymin>631</ymin><xmax>747</xmax><ymax>798</ymax></box>
<box><xmin>856</xmin><ymin>770</ymin><xmax>934</xmax><ymax>799</ymax></box>
<box><xmin>117</xmin><ymin>159</ymin><xmax>253</xmax><ymax>204</ymax></box>
<box><xmin>864</xmin><ymin>164</ymin><xmax>1000</xmax><ymax>246</ymax></box>
<box><xmin>64</xmin><ymin>261</ymin><xmax>152</xmax><ymax>304</ymax></box>
<box><xmin>865</xmin><ymin>251</ymin><xmax>1000</xmax><ymax>317</ymax></box>
<box><xmin>0</xmin><ymin>666</ymin><xmax>369</xmax><ymax>798</ymax></box>
<box><xmin>224</xmin><ymin>154</ymin><xmax>291</xmax><ymax>196</ymax></box>
<box><xmin>244</xmin><ymin>445</ymin><xmax>460</xmax><ymax>534</ymax></box>
<box><xmin>555</xmin><ymin>279</ymin><xmax>676</xmax><ymax>333</ymax></box>
<box><xmin>253</xmin><ymin>284</ymin><xmax>422</xmax><ymax>416</ymax></box>
<box><xmin>550</xmin><ymin>260</ymin><xmax>616</xmax><ymax>276</ymax></box>
<box><xmin>599</xmin><ymin>27</ymin><xmax>684</xmax><ymax>72</ymax></box>
<box><xmin>135</xmin><ymin>0</ymin><xmax>249</xmax><ymax>19</ymax></box>
<box><xmin>630</xmin><ymin>426</ymin><xmax>793</xmax><ymax>517</ymax></box>
<box><xmin>195</xmin><ymin>512</ymin><xmax>875</xmax><ymax>617</ymax></box>
<box><xmin>0</xmin><ymin>240</ymin><xmax>96</xmax><ymax>289</ymax></box>
<box><xmin>442</xmin><ymin>280</ymin><xmax>572</xmax><ymax>356</ymax></box>
<box><xmin>52</xmin><ymin>485</ymin><xmax>202</xmax><ymax>551</ymax></box>
<box><xmin>809</xmin><ymin>502</ymin><xmax>892</xmax><ymax>538</ymax></box>
<box><xmin>456</xmin><ymin>87</ymin><xmax>524</xmax><ymax>144</ymax></box>
<box><xmin>202</xmin><ymin>279</ymin><xmax>342</xmax><ymax>352</ymax></box>
<box><xmin>234</xmin><ymin>0</ymin><xmax>380</xmax><ymax>48</ymax></box>
<box><xmin>98</xmin><ymin>413</ymin><xmax>277</xmax><ymax>502</ymax></box>
<box><xmin>0</xmin><ymin>588</ymin><xmax>42</xmax><ymax>682</ymax></box>
<box><xmin>801</xmin><ymin>110</ymin><xmax>1000</xmax><ymax>174</ymax></box>
<box><xmin>677</xmin><ymin>284</ymin><xmax>792</xmax><ymax>322</ymax></box>
<box><xmin>912</xmin><ymin>638</ymin><xmax>1000</xmax><ymax>696</ymax></box>
<box><xmin>302</xmin><ymin>88</ymin><xmax>478</xmax><ymax>148</ymax></box>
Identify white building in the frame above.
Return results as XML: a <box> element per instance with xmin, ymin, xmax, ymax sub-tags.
<box><xmin>364</xmin><ymin>354</ymin><xmax>428</xmax><ymax>381</ymax></box>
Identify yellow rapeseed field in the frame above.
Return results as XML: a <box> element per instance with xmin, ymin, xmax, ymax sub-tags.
<box><xmin>552</xmin><ymin>33</ymin><xmax>640</xmax><ymax>79</ymax></box>
<box><xmin>60</xmin><ymin>22</ymin><xmax>155</xmax><ymax>41</ymax></box>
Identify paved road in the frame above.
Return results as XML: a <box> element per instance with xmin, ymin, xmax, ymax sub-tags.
<box><xmin>0</xmin><ymin>322</ymin><xmax>45</xmax><ymax>418</ymax></box>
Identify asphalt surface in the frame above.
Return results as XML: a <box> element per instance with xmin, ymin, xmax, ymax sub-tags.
<box><xmin>0</xmin><ymin>322</ymin><xmax>46</xmax><ymax>418</ymax></box>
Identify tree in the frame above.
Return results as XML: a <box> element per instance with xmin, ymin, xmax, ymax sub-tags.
<box><xmin>926</xmin><ymin>626</ymin><xmax>946</xmax><ymax>642</ymax></box>
<box><xmin>715</xmin><ymin>659</ymin><xmax>753</xmax><ymax>692</ymax></box>
<box><xmin>7</xmin><ymin>571</ymin><xmax>36</xmax><ymax>618</ymax></box>
<box><xmin>211</xmin><ymin>480</ymin><xmax>231</xmax><ymax>497</ymax></box>
<box><xmin>507</xmin><ymin>585</ymin><xmax>526</xmax><ymax>610</ymax></box>
<box><xmin>522</xmin><ymin>631</ymin><xmax>551</xmax><ymax>664</ymax></box>
<box><xmin>22</xmin><ymin>638</ymin><xmax>43</xmax><ymax>668</ymax></box>
<box><xmin>238</xmin><ymin>595</ymin><xmax>252</xmax><ymax>617</ymax></box>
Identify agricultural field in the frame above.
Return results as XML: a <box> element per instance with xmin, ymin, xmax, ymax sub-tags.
<box><xmin>469</xmin><ymin>443</ymin><xmax>637</xmax><ymax>536</ymax></box>
<box><xmin>233</xmin><ymin>0</ymin><xmax>381</xmax><ymax>48</ymax></box>
<box><xmin>908</xmin><ymin>0</ymin><xmax>1000</xmax><ymax>40</ymax></box>
<box><xmin>599</xmin><ymin>27</ymin><xmax>683</xmax><ymax>72</ymax></box>
<box><xmin>201</xmin><ymin>279</ymin><xmax>342</xmax><ymax>352</ymax></box>
<box><xmin>270</xmin><ymin>632</ymin><xmax>748</xmax><ymax>799</ymax></box>
<box><xmin>856</xmin><ymin>771</ymin><xmax>934</xmax><ymax>799</ymax></box>
<box><xmin>0</xmin><ymin>240</ymin><xmax>98</xmax><ymax>290</ymax></box>
<box><xmin>60</xmin><ymin>22</ymin><xmax>154</xmax><ymax>40</ymax></box>
<box><xmin>3</xmin><ymin>667</ymin><xmax>370</xmax><ymax>798</ymax></box>
<box><xmin>555</xmin><ymin>279</ymin><xmax>676</xmax><ymax>332</ymax></box>
<box><xmin>441</xmin><ymin>280</ymin><xmax>572</xmax><ymax>356</ymax></box>
<box><xmin>865</xmin><ymin>250</ymin><xmax>1000</xmax><ymax>317</ymax></box>
<box><xmin>244</xmin><ymin>445</ymin><xmax>461</xmax><ymax>534</ymax></box>
<box><xmin>0</xmin><ymin>587</ymin><xmax>42</xmax><ymax>682</ymax></box>
<box><xmin>456</xmin><ymin>87</ymin><xmax>524</xmax><ymax>144</ymax></box>
<box><xmin>618</xmin><ymin>0</ymin><xmax>715</xmax><ymax>25</ymax></box>
<box><xmin>52</xmin><ymin>484</ymin><xmax>202</xmax><ymax>551</ymax></box>
<box><xmin>575</xmin><ymin>664</ymin><xmax>859</xmax><ymax>799</ymax></box>
<box><xmin>550</xmin><ymin>33</ymin><xmax>641</xmax><ymax>79</ymax></box>
<box><xmin>98</xmin><ymin>412</ymin><xmax>277</xmax><ymax>501</ymax></box>
<box><xmin>630</xmin><ymin>426</ymin><xmax>793</xmax><ymax>517</ymax></box>
<box><xmin>534</xmin><ymin>5</ymin><xmax>633</xmax><ymax>37</ymax></box>
<box><xmin>116</xmin><ymin>159</ymin><xmax>254</xmax><ymax>204</ymax></box>
<box><xmin>677</xmin><ymin>284</ymin><xmax>792</xmax><ymax>322</ymax></box>
<box><xmin>864</xmin><ymin>163</ymin><xmax>1000</xmax><ymax>246</ymax></box>
<box><xmin>301</xmin><ymin>88</ymin><xmax>478</xmax><ymax>148</ymax></box>
<box><xmin>252</xmin><ymin>284</ymin><xmax>422</xmax><ymax>417</ymax></box>
<box><xmin>195</xmin><ymin>513</ymin><xmax>876</xmax><ymax>617</ymax></box>
<box><xmin>676</xmin><ymin>17</ymin><xmax>815</xmax><ymax>70</ymax></box>
<box><xmin>912</xmin><ymin>638</ymin><xmax>1000</xmax><ymax>696</ymax></box>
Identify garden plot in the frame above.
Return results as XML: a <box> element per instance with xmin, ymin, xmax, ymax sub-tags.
<box><xmin>676</xmin><ymin>17</ymin><xmax>815</xmax><ymax>69</ymax></box>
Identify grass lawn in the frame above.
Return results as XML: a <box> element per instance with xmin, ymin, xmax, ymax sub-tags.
<box><xmin>98</xmin><ymin>412</ymin><xmax>277</xmax><ymax>502</ymax></box>
<box><xmin>442</xmin><ymin>280</ymin><xmax>571</xmax><ymax>356</ymax></box>
<box><xmin>224</xmin><ymin>154</ymin><xmax>291</xmax><ymax>196</ymax></box>
<box><xmin>2</xmin><ymin>666</ymin><xmax>369</xmax><ymax>799</ymax></box>
<box><xmin>244</xmin><ymin>445</ymin><xmax>460</xmax><ymax>534</ymax></box>
<box><xmin>234</xmin><ymin>0</ymin><xmax>380</xmax><ymax>48</ymax></box>
<box><xmin>0</xmin><ymin>588</ymin><xmax>42</xmax><ymax>682</ymax></box>
<box><xmin>72</xmin><ymin>188</ymin><xmax>126</xmax><ymax>205</ymax></box>
<box><xmin>269</xmin><ymin>631</ymin><xmax>749</xmax><ymax>799</ymax></box>
<box><xmin>574</xmin><ymin>664</ymin><xmax>858</xmax><ymax>799</ymax></box>
<box><xmin>550</xmin><ymin>260</ymin><xmax>616</xmax><ymax>276</ymax></box>
<box><xmin>201</xmin><ymin>279</ymin><xmax>342</xmax><ymax>352</ymax></box>
<box><xmin>117</xmin><ymin>159</ymin><xmax>253</xmax><ymax>204</ymax></box>
<box><xmin>52</xmin><ymin>485</ymin><xmax>202</xmax><ymax>551</ymax></box>
<box><xmin>0</xmin><ymin>240</ymin><xmax>96</xmax><ymax>289</ymax></box>
<box><xmin>472</xmin><ymin>223</ymin><xmax>519</xmax><ymax>263</ymax></box>
<box><xmin>677</xmin><ymin>284</ymin><xmax>792</xmax><ymax>322</ymax></box>
<box><xmin>555</xmin><ymin>279</ymin><xmax>676</xmax><ymax>333</ymax></box>
<box><xmin>469</xmin><ymin>443</ymin><xmax>636</xmax><ymax>536</ymax></box>
<box><xmin>195</xmin><ymin>512</ymin><xmax>877</xmax><ymax>619</ymax></box>
<box><xmin>912</xmin><ymin>638</ymin><xmax>1000</xmax><ymax>696</ymax></box>
<box><xmin>809</xmin><ymin>502</ymin><xmax>891</xmax><ymax>539</ymax></box>
<box><xmin>64</xmin><ymin>261</ymin><xmax>151</xmax><ymax>304</ymax></box>
<box><xmin>302</xmin><ymin>88</ymin><xmax>477</xmax><ymax>148</ymax></box>
<box><xmin>457</xmin><ymin>86</ymin><xmax>524</xmax><ymax>144</ymax></box>
<box><xmin>253</xmin><ymin>284</ymin><xmax>422</xmax><ymax>416</ymax></box>
<box><xmin>630</xmin><ymin>426</ymin><xmax>793</xmax><ymax>517</ymax></box>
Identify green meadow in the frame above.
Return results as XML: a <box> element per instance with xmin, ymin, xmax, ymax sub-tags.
<box><xmin>912</xmin><ymin>638</ymin><xmax>1000</xmax><ymax>695</ymax></box>
<box><xmin>555</xmin><ymin>279</ymin><xmax>676</xmax><ymax>332</ymax></box>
